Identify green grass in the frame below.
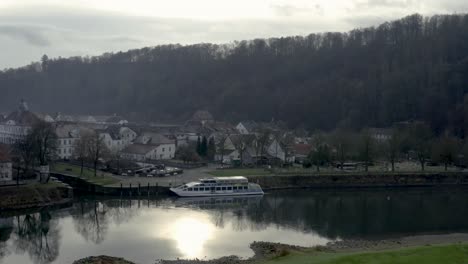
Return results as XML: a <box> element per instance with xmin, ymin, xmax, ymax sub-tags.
<box><xmin>260</xmin><ymin>244</ymin><xmax>468</xmax><ymax>264</ymax></box>
<box><xmin>208</xmin><ymin>168</ymin><xmax>274</xmax><ymax>176</ymax></box>
<box><xmin>52</xmin><ymin>163</ymin><xmax>119</xmax><ymax>186</ymax></box>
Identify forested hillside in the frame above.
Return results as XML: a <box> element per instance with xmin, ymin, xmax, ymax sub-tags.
<box><xmin>1</xmin><ymin>14</ymin><xmax>468</xmax><ymax>135</ymax></box>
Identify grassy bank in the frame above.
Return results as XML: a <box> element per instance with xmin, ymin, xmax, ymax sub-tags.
<box><xmin>0</xmin><ymin>182</ymin><xmax>72</xmax><ymax>210</ymax></box>
<box><xmin>52</xmin><ymin>163</ymin><xmax>119</xmax><ymax>186</ymax></box>
<box><xmin>261</xmin><ymin>244</ymin><xmax>468</xmax><ymax>264</ymax></box>
<box><xmin>209</xmin><ymin>168</ymin><xmax>273</xmax><ymax>176</ymax></box>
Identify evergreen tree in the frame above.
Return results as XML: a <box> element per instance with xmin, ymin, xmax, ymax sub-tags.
<box><xmin>201</xmin><ymin>136</ymin><xmax>208</xmax><ymax>157</ymax></box>
<box><xmin>196</xmin><ymin>136</ymin><xmax>201</xmax><ymax>156</ymax></box>
<box><xmin>207</xmin><ymin>137</ymin><xmax>216</xmax><ymax>160</ymax></box>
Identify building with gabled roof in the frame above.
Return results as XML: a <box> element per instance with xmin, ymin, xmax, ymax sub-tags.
<box><xmin>97</xmin><ymin>126</ymin><xmax>137</xmax><ymax>153</ymax></box>
<box><xmin>0</xmin><ymin>100</ymin><xmax>41</xmax><ymax>144</ymax></box>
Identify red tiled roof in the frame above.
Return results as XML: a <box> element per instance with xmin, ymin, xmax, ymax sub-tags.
<box><xmin>293</xmin><ymin>143</ymin><xmax>313</xmax><ymax>156</ymax></box>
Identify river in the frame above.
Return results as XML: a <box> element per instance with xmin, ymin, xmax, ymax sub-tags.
<box><xmin>0</xmin><ymin>187</ymin><xmax>467</xmax><ymax>264</ymax></box>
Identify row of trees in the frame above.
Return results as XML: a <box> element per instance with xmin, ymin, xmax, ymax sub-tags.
<box><xmin>13</xmin><ymin>122</ymin><xmax>57</xmax><ymax>183</ymax></box>
<box><xmin>11</xmin><ymin>121</ymin><xmax>109</xmax><ymax>183</ymax></box>
<box><xmin>307</xmin><ymin>123</ymin><xmax>466</xmax><ymax>172</ymax></box>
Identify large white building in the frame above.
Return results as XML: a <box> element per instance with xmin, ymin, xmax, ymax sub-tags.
<box><xmin>122</xmin><ymin>133</ymin><xmax>175</xmax><ymax>161</ymax></box>
<box><xmin>97</xmin><ymin>126</ymin><xmax>137</xmax><ymax>153</ymax></box>
<box><xmin>55</xmin><ymin>124</ymin><xmax>82</xmax><ymax>160</ymax></box>
<box><xmin>0</xmin><ymin>100</ymin><xmax>40</xmax><ymax>145</ymax></box>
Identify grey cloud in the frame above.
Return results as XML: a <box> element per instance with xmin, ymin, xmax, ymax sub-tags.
<box><xmin>354</xmin><ymin>0</ymin><xmax>420</xmax><ymax>9</ymax></box>
<box><xmin>0</xmin><ymin>25</ymin><xmax>50</xmax><ymax>46</ymax></box>
<box><xmin>270</xmin><ymin>4</ymin><xmax>323</xmax><ymax>17</ymax></box>
<box><xmin>344</xmin><ymin>15</ymin><xmax>392</xmax><ymax>28</ymax></box>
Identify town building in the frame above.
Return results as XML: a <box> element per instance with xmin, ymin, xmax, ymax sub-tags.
<box><xmin>55</xmin><ymin>124</ymin><xmax>81</xmax><ymax>160</ymax></box>
<box><xmin>368</xmin><ymin>127</ymin><xmax>393</xmax><ymax>142</ymax></box>
<box><xmin>97</xmin><ymin>126</ymin><xmax>137</xmax><ymax>153</ymax></box>
<box><xmin>0</xmin><ymin>144</ymin><xmax>12</xmax><ymax>182</ymax></box>
<box><xmin>122</xmin><ymin>132</ymin><xmax>175</xmax><ymax>161</ymax></box>
<box><xmin>0</xmin><ymin>100</ymin><xmax>40</xmax><ymax>144</ymax></box>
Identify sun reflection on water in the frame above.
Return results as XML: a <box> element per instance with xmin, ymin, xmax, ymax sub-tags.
<box><xmin>170</xmin><ymin>217</ymin><xmax>214</xmax><ymax>258</ymax></box>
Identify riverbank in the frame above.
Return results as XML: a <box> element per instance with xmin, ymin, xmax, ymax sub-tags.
<box><xmin>72</xmin><ymin>233</ymin><xmax>468</xmax><ymax>264</ymax></box>
<box><xmin>248</xmin><ymin>171</ymin><xmax>468</xmax><ymax>190</ymax></box>
<box><xmin>0</xmin><ymin>182</ymin><xmax>73</xmax><ymax>210</ymax></box>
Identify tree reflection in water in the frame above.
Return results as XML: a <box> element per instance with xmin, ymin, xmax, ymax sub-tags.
<box><xmin>1</xmin><ymin>188</ymin><xmax>468</xmax><ymax>264</ymax></box>
<box><xmin>0</xmin><ymin>218</ymin><xmax>13</xmax><ymax>259</ymax></box>
<box><xmin>70</xmin><ymin>199</ymin><xmax>140</xmax><ymax>244</ymax></box>
<box><xmin>12</xmin><ymin>211</ymin><xmax>60</xmax><ymax>264</ymax></box>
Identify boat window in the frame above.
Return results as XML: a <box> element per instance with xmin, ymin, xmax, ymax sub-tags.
<box><xmin>222</xmin><ymin>187</ymin><xmax>226</xmax><ymax>190</ymax></box>
<box><xmin>216</xmin><ymin>187</ymin><xmax>221</xmax><ymax>190</ymax></box>
<box><xmin>227</xmin><ymin>187</ymin><xmax>232</xmax><ymax>190</ymax></box>
<box><xmin>188</xmin><ymin>188</ymin><xmax>192</xmax><ymax>191</ymax></box>
<box><xmin>233</xmin><ymin>186</ymin><xmax>237</xmax><ymax>190</ymax></box>
<box><xmin>194</xmin><ymin>188</ymin><xmax>198</xmax><ymax>191</ymax></box>
<box><xmin>244</xmin><ymin>186</ymin><xmax>248</xmax><ymax>190</ymax></box>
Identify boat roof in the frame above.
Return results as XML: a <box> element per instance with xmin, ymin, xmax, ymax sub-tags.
<box><xmin>198</xmin><ymin>176</ymin><xmax>248</xmax><ymax>182</ymax></box>
<box><xmin>214</xmin><ymin>176</ymin><xmax>247</xmax><ymax>181</ymax></box>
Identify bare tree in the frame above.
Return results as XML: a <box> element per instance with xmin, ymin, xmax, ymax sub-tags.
<box><xmin>385</xmin><ymin>128</ymin><xmax>402</xmax><ymax>172</ymax></box>
<box><xmin>309</xmin><ymin>133</ymin><xmax>330</xmax><ymax>172</ymax></box>
<box><xmin>29</xmin><ymin>121</ymin><xmax>57</xmax><ymax>183</ymax></box>
<box><xmin>407</xmin><ymin>123</ymin><xmax>433</xmax><ymax>171</ymax></box>
<box><xmin>87</xmin><ymin>132</ymin><xmax>109</xmax><ymax>176</ymax></box>
<box><xmin>73</xmin><ymin>131</ymin><xmax>92</xmax><ymax>176</ymax></box>
<box><xmin>330</xmin><ymin>129</ymin><xmax>352</xmax><ymax>171</ymax></box>
<box><xmin>13</xmin><ymin>136</ymin><xmax>36</xmax><ymax>179</ymax></box>
<box><xmin>216</xmin><ymin>133</ymin><xmax>230</xmax><ymax>165</ymax></box>
<box><xmin>431</xmin><ymin>135</ymin><xmax>460</xmax><ymax>171</ymax></box>
<box><xmin>232</xmin><ymin>135</ymin><xmax>254</xmax><ymax>167</ymax></box>
<box><xmin>255</xmin><ymin>129</ymin><xmax>271</xmax><ymax>166</ymax></box>
<box><xmin>358</xmin><ymin>129</ymin><xmax>374</xmax><ymax>172</ymax></box>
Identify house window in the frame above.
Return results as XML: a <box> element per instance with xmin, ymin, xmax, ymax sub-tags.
<box><xmin>162</xmin><ymin>147</ymin><xmax>165</xmax><ymax>152</ymax></box>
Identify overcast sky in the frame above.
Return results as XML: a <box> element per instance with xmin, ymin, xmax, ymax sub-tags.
<box><xmin>0</xmin><ymin>0</ymin><xmax>467</xmax><ymax>69</ymax></box>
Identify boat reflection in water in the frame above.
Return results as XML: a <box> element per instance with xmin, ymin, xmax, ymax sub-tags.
<box><xmin>174</xmin><ymin>194</ymin><xmax>264</xmax><ymax>209</ymax></box>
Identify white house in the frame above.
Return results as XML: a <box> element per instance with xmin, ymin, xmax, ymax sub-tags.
<box><xmin>123</xmin><ymin>132</ymin><xmax>175</xmax><ymax>161</ymax></box>
<box><xmin>121</xmin><ymin>143</ymin><xmax>175</xmax><ymax>161</ymax></box>
<box><xmin>97</xmin><ymin>126</ymin><xmax>137</xmax><ymax>153</ymax></box>
<box><xmin>55</xmin><ymin>124</ymin><xmax>81</xmax><ymax>160</ymax></box>
<box><xmin>0</xmin><ymin>100</ymin><xmax>40</xmax><ymax>145</ymax></box>
<box><xmin>236</xmin><ymin>121</ymin><xmax>259</xmax><ymax>135</ymax></box>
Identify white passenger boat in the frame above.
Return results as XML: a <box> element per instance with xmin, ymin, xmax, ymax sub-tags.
<box><xmin>170</xmin><ymin>176</ymin><xmax>264</xmax><ymax>197</ymax></box>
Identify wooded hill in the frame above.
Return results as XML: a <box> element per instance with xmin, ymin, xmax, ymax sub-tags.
<box><xmin>1</xmin><ymin>14</ymin><xmax>468</xmax><ymax>136</ymax></box>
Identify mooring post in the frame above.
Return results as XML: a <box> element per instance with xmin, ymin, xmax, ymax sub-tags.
<box><xmin>129</xmin><ymin>183</ymin><xmax>132</xmax><ymax>197</ymax></box>
<box><xmin>120</xmin><ymin>183</ymin><xmax>123</xmax><ymax>197</ymax></box>
<box><xmin>156</xmin><ymin>182</ymin><xmax>158</xmax><ymax>196</ymax></box>
<box><xmin>147</xmin><ymin>182</ymin><xmax>150</xmax><ymax>196</ymax></box>
<box><xmin>138</xmin><ymin>182</ymin><xmax>141</xmax><ymax>196</ymax></box>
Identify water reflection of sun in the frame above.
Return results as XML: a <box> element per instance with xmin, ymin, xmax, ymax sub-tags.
<box><xmin>170</xmin><ymin>217</ymin><xmax>214</xmax><ymax>258</ymax></box>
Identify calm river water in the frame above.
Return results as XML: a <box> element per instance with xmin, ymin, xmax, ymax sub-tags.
<box><xmin>1</xmin><ymin>187</ymin><xmax>468</xmax><ymax>264</ymax></box>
